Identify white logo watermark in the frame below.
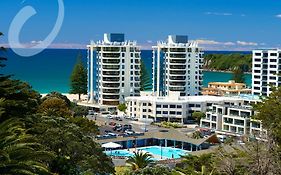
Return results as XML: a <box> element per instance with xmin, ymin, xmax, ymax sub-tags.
<box><xmin>8</xmin><ymin>0</ymin><xmax>64</xmax><ymax>57</ymax></box>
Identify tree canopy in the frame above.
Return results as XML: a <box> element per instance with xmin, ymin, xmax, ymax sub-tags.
<box><xmin>70</xmin><ymin>54</ymin><xmax>87</xmax><ymax>100</ymax></box>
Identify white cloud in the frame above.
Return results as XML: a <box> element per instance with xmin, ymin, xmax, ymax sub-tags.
<box><xmin>196</xmin><ymin>39</ymin><xmax>235</xmax><ymax>46</ymax></box>
<box><xmin>146</xmin><ymin>40</ymin><xmax>153</xmax><ymax>44</ymax></box>
<box><xmin>205</xmin><ymin>12</ymin><xmax>232</xmax><ymax>16</ymax></box>
<box><xmin>237</xmin><ymin>41</ymin><xmax>258</xmax><ymax>46</ymax></box>
<box><xmin>276</xmin><ymin>14</ymin><xmax>281</xmax><ymax>18</ymax></box>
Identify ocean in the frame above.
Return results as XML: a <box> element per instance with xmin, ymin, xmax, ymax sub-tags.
<box><xmin>1</xmin><ymin>49</ymin><xmax>252</xmax><ymax>94</ymax></box>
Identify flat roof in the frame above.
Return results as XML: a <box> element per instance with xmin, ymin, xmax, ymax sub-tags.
<box><xmin>96</xmin><ymin>129</ymin><xmax>219</xmax><ymax>146</ymax></box>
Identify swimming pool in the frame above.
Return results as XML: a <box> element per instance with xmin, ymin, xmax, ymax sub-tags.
<box><xmin>104</xmin><ymin>150</ymin><xmax>133</xmax><ymax>157</ymax></box>
<box><xmin>137</xmin><ymin>146</ymin><xmax>188</xmax><ymax>159</ymax></box>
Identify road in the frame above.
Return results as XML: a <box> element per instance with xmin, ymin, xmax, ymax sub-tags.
<box><xmin>87</xmin><ymin>115</ymin><xmax>196</xmax><ymax>136</ymax></box>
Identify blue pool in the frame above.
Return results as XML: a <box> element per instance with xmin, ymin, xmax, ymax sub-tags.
<box><xmin>137</xmin><ymin>146</ymin><xmax>188</xmax><ymax>159</ymax></box>
<box><xmin>105</xmin><ymin>150</ymin><xmax>133</xmax><ymax>157</ymax></box>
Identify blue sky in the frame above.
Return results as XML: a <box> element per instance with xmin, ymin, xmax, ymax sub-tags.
<box><xmin>1</xmin><ymin>0</ymin><xmax>281</xmax><ymax>50</ymax></box>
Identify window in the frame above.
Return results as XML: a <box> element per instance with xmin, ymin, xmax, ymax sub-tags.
<box><xmin>255</xmin><ymin>53</ymin><xmax>261</xmax><ymax>56</ymax></box>
<box><xmin>170</xmin><ymin>111</ymin><xmax>176</xmax><ymax>115</ymax></box>
<box><xmin>163</xmin><ymin>111</ymin><xmax>168</xmax><ymax>114</ymax></box>
<box><xmin>143</xmin><ymin>103</ymin><xmax>147</xmax><ymax>106</ymax></box>
<box><xmin>176</xmin><ymin>111</ymin><xmax>182</xmax><ymax>115</ymax></box>
<box><xmin>122</xmin><ymin>71</ymin><xmax>124</xmax><ymax>75</ymax></box>
<box><xmin>122</xmin><ymin>59</ymin><xmax>125</xmax><ymax>63</ymax></box>
<box><xmin>156</xmin><ymin>104</ymin><xmax>161</xmax><ymax>108</ymax></box>
<box><xmin>163</xmin><ymin>105</ymin><xmax>168</xmax><ymax>108</ymax></box>
<box><xmin>122</xmin><ymin>53</ymin><xmax>125</xmax><ymax>57</ymax></box>
<box><xmin>122</xmin><ymin>83</ymin><xmax>124</xmax><ymax>87</ymax></box>
<box><xmin>177</xmin><ymin>105</ymin><xmax>182</xmax><ymax>108</ymax></box>
<box><xmin>156</xmin><ymin>111</ymin><xmax>161</xmax><ymax>114</ymax></box>
<box><xmin>130</xmin><ymin>53</ymin><xmax>133</xmax><ymax>57</ymax></box>
<box><xmin>170</xmin><ymin>105</ymin><xmax>176</xmax><ymax>108</ymax></box>
<box><xmin>143</xmin><ymin>109</ymin><xmax>147</xmax><ymax>112</ymax></box>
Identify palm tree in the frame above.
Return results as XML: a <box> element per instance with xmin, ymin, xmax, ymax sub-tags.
<box><xmin>126</xmin><ymin>151</ymin><xmax>154</xmax><ymax>170</ymax></box>
<box><xmin>0</xmin><ymin>118</ymin><xmax>54</xmax><ymax>174</ymax></box>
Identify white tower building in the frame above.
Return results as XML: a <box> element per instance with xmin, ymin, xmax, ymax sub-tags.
<box><xmin>252</xmin><ymin>49</ymin><xmax>281</xmax><ymax>96</ymax></box>
<box><xmin>87</xmin><ymin>33</ymin><xmax>141</xmax><ymax>106</ymax></box>
<box><xmin>152</xmin><ymin>35</ymin><xmax>204</xmax><ymax>97</ymax></box>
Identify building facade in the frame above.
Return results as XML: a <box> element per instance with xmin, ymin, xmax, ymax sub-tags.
<box><xmin>152</xmin><ymin>35</ymin><xmax>204</xmax><ymax>97</ymax></box>
<box><xmin>252</xmin><ymin>49</ymin><xmax>281</xmax><ymax>96</ymax></box>
<box><xmin>87</xmin><ymin>33</ymin><xmax>141</xmax><ymax>106</ymax></box>
<box><xmin>202</xmin><ymin>80</ymin><xmax>251</xmax><ymax>96</ymax></box>
<box><xmin>125</xmin><ymin>92</ymin><xmax>241</xmax><ymax>124</ymax></box>
<box><xmin>200</xmin><ymin>96</ymin><xmax>265</xmax><ymax>137</ymax></box>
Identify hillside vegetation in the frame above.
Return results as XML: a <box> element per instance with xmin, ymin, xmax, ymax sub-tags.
<box><xmin>204</xmin><ymin>53</ymin><xmax>252</xmax><ymax>72</ymax></box>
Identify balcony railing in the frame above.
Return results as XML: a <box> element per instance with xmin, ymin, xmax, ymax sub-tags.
<box><xmin>103</xmin><ymin>59</ymin><xmax>120</xmax><ymax>64</ymax></box>
<box><xmin>170</xmin><ymin>65</ymin><xmax>186</xmax><ymax>69</ymax></box>
<box><xmin>103</xmin><ymin>65</ymin><xmax>120</xmax><ymax>70</ymax></box>
<box><xmin>170</xmin><ymin>70</ymin><xmax>186</xmax><ymax>75</ymax></box>
<box><xmin>103</xmin><ymin>47</ymin><xmax>120</xmax><ymax>52</ymax></box>
<box><xmin>103</xmin><ymin>95</ymin><xmax>119</xmax><ymax>99</ymax></box>
<box><xmin>169</xmin><ymin>87</ymin><xmax>185</xmax><ymax>91</ymax></box>
<box><xmin>102</xmin><ymin>53</ymin><xmax>120</xmax><ymax>58</ymax></box>
<box><xmin>102</xmin><ymin>77</ymin><xmax>120</xmax><ymax>82</ymax></box>
<box><xmin>170</xmin><ymin>76</ymin><xmax>185</xmax><ymax>80</ymax></box>
<box><xmin>103</xmin><ymin>71</ymin><xmax>119</xmax><ymax>76</ymax></box>
<box><xmin>103</xmin><ymin>101</ymin><xmax>119</xmax><ymax>106</ymax></box>
<box><xmin>170</xmin><ymin>59</ymin><xmax>186</xmax><ymax>64</ymax></box>
<box><xmin>103</xmin><ymin>89</ymin><xmax>120</xmax><ymax>93</ymax></box>
<box><xmin>102</xmin><ymin>83</ymin><xmax>120</xmax><ymax>88</ymax></box>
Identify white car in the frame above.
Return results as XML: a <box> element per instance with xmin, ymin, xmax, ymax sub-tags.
<box><xmin>107</xmin><ymin>132</ymin><xmax>118</xmax><ymax>137</ymax></box>
<box><xmin>125</xmin><ymin>130</ymin><xmax>135</xmax><ymax>135</ymax></box>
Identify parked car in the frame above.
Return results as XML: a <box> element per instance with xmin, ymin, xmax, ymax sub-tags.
<box><xmin>115</xmin><ymin>117</ymin><xmax>123</xmax><ymax>121</ymax></box>
<box><xmin>125</xmin><ymin>129</ymin><xmax>135</xmax><ymax>135</ymax></box>
<box><xmin>107</xmin><ymin>132</ymin><xmax>118</xmax><ymax>137</ymax></box>
<box><xmin>109</xmin><ymin>122</ymin><xmax>116</xmax><ymax>126</ymax></box>
<box><xmin>123</xmin><ymin>124</ymin><xmax>132</xmax><ymax>131</ymax></box>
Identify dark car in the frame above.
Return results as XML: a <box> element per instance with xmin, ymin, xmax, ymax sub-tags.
<box><xmin>123</xmin><ymin>124</ymin><xmax>132</xmax><ymax>131</ymax></box>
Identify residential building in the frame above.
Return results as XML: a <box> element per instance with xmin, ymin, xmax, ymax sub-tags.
<box><xmin>125</xmin><ymin>91</ymin><xmax>240</xmax><ymax>124</ymax></box>
<box><xmin>87</xmin><ymin>33</ymin><xmax>141</xmax><ymax>107</ymax></box>
<box><xmin>152</xmin><ymin>35</ymin><xmax>204</xmax><ymax>97</ymax></box>
<box><xmin>252</xmin><ymin>49</ymin><xmax>281</xmax><ymax>96</ymax></box>
<box><xmin>202</xmin><ymin>80</ymin><xmax>251</xmax><ymax>96</ymax></box>
<box><xmin>200</xmin><ymin>95</ymin><xmax>264</xmax><ymax>137</ymax></box>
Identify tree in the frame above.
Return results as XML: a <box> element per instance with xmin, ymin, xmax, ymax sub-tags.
<box><xmin>38</xmin><ymin>97</ymin><xmax>72</xmax><ymax>117</ymax></box>
<box><xmin>140</xmin><ymin>60</ymin><xmax>151</xmax><ymax>91</ymax></box>
<box><xmin>192</xmin><ymin>111</ymin><xmax>206</xmax><ymax>124</ymax></box>
<box><xmin>0</xmin><ymin>118</ymin><xmax>54</xmax><ymax>174</ymax></box>
<box><xmin>129</xmin><ymin>165</ymin><xmax>178</xmax><ymax>175</ymax></box>
<box><xmin>42</xmin><ymin>91</ymin><xmax>71</xmax><ymax>107</ymax></box>
<box><xmin>27</xmin><ymin>114</ymin><xmax>114</xmax><ymax>174</ymax></box>
<box><xmin>70</xmin><ymin>54</ymin><xmax>87</xmax><ymax>100</ymax></box>
<box><xmin>232</xmin><ymin>65</ymin><xmax>245</xmax><ymax>83</ymax></box>
<box><xmin>127</xmin><ymin>152</ymin><xmax>154</xmax><ymax>170</ymax></box>
<box><xmin>118</xmin><ymin>103</ymin><xmax>127</xmax><ymax>112</ymax></box>
<box><xmin>254</xmin><ymin>87</ymin><xmax>281</xmax><ymax>146</ymax></box>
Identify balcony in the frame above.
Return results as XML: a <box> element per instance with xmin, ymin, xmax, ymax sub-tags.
<box><xmin>102</xmin><ymin>77</ymin><xmax>120</xmax><ymax>82</ymax></box>
<box><xmin>102</xmin><ymin>53</ymin><xmax>120</xmax><ymax>58</ymax></box>
<box><xmin>102</xmin><ymin>65</ymin><xmax>120</xmax><ymax>70</ymax></box>
<box><xmin>169</xmin><ymin>48</ymin><xmax>186</xmax><ymax>52</ymax></box>
<box><xmin>169</xmin><ymin>87</ymin><xmax>185</xmax><ymax>91</ymax></box>
<box><xmin>103</xmin><ymin>47</ymin><xmax>120</xmax><ymax>52</ymax></box>
<box><xmin>103</xmin><ymin>89</ymin><xmax>120</xmax><ymax>94</ymax></box>
<box><xmin>170</xmin><ymin>82</ymin><xmax>186</xmax><ymax>86</ymax></box>
<box><xmin>103</xmin><ymin>95</ymin><xmax>119</xmax><ymax>100</ymax></box>
<box><xmin>103</xmin><ymin>71</ymin><xmax>119</xmax><ymax>76</ymax></box>
<box><xmin>170</xmin><ymin>70</ymin><xmax>186</xmax><ymax>75</ymax></box>
<box><xmin>102</xmin><ymin>83</ymin><xmax>120</xmax><ymax>88</ymax></box>
<box><xmin>170</xmin><ymin>76</ymin><xmax>185</xmax><ymax>80</ymax></box>
<box><xmin>170</xmin><ymin>53</ymin><xmax>186</xmax><ymax>58</ymax></box>
<box><xmin>170</xmin><ymin>65</ymin><xmax>186</xmax><ymax>69</ymax></box>
<box><xmin>103</xmin><ymin>59</ymin><xmax>120</xmax><ymax>64</ymax></box>
<box><xmin>170</xmin><ymin>59</ymin><xmax>186</xmax><ymax>64</ymax></box>
<box><xmin>103</xmin><ymin>100</ymin><xmax>119</xmax><ymax>106</ymax></box>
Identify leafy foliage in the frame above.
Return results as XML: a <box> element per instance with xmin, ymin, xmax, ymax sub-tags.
<box><xmin>232</xmin><ymin>65</ymin><xmax>245</xmax><ymax>83</ymax></box>
<box><xmin>118</xmin><ymin>103</ymin><xmax>127</xmax><ymax>112</ymax></box>
<box><xmin>70</xmin><ymin>54</ymin><xmax>87</xmax><ymax>100</ymax></box>
<box><xmin>38</xmin><ymin>97</ymin><xmax>72</xmax><ymax>117</ymax></box>
<box><xmin>204</xmin><ymin>53</ymin><xmax>251</xmax><ymax>72</ymax></box>
<box><xmin>0</xmin><ymin>118</ymin><xmax>54</xmax><ymax>175</ymax></box>
<box><xmin>140</xmin><ymin>60</ymin><xmax>151</xmax><ymax>91</ymax></box>
<box><xmin>192</xmin><ymin>111</ymin><xmax>206</xmax><ymax>124</ymax></box>
<box><xmin>127</xmin><ymin>152</ymin><xmax>154</xmax><ymax>170</ymax></box>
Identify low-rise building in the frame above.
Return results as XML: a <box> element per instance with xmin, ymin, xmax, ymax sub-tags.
<box><xmin>125</xmin><ymin>92</ymin><xmax>242</xmax><ymax>124</ymax></box>
<box><xmin>202</xmin><ymin>80</ymin><xmax>251</xmax><ymax>96</ymax></box>
<box><xmin>200</xmin><ymin>95</ymin><xmax>265</xmax><ymax>137</ymax></box>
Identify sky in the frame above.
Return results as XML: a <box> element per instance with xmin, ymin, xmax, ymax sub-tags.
<box><xmin>1</xmin><ymin>0</ymin><xmax>281</xmax><ymax>50</ymax></box>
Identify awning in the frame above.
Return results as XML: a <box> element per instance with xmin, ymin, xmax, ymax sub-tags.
<box><xmin>101</xmin><ymin>142</ymin><xmax>122</xmax><ymax>149</ymax></box>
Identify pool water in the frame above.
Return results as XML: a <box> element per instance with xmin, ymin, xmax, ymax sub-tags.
<box><xmin>137</xmin><ymin>146</ymin><xmax>187</xmax><ymax>159</ymax></box>
<box><xmin>105</xmin><ymin>150</ymin><xmax>133</xmax><ymax>157</ymax></box>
